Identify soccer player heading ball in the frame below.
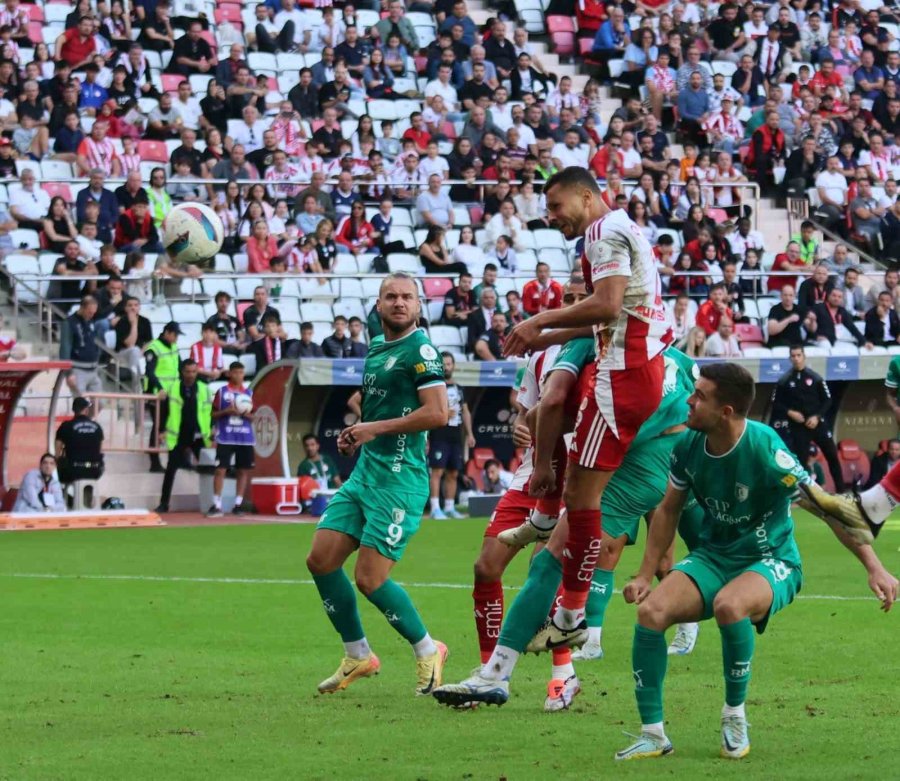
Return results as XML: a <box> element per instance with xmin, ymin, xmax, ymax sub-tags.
<box><xmin>305</xmin><ymin>272</ymin><xmax>450</xmax><ymax>696</ymax></box>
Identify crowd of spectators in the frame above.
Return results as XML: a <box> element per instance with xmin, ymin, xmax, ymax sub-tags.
<box><xmin>1</xmin><ymin>0</ymin><xmax>899</xmax><ymax>370</ymax></box>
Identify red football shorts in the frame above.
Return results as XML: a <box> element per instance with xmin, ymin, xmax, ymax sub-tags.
<box><xmin>569</xmin><ymin>354</ymin><xmax>664</xmax><ymax>471</ymax></box>
<box><xmin>484</xmin><ymin>488</ymin><xmax>537</xmax><ymax>538</ymax></box>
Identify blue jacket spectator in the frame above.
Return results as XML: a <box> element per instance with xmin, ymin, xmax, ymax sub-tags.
<box><xmin>678</xmin><ymin>81</ymin><xmax>710</xmax><ymax>120</ymax></box>
<box><xmin>439</xmin><ymin>5</ymin><xmax>478</xmax><ymax>48</ymax></box>
<box><xmin>75</xmin><ymin>172</ymin><xmax>119</xmax><ymax>244</ymax></box>
<box><xmin>592</xmin><ymin>12</ymin><xmax>631</xmax><ymax>54</ymax></box>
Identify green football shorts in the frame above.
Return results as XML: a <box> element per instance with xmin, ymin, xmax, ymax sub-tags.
<box><xmin>673</xmin><ymin>547</ymin><xmax>803</xmax><ymax>634</ymax></box>
<box><xmin>602</xmin><ymin>433</ymin><xmax>705</xmax><ymax>550</ymax></box>
<box><xmin>316</xmin><ymin>475</ymin><xmax>425</xmax><ymax>561</ymax></box>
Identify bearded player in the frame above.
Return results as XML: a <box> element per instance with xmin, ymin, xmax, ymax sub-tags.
<box><xmin>501</xmin><ymin>166</ymin><xmax>672</xmax><ymax>652</ymax></box>
<box><xmin>617</xmin><ymin>363</ymin><xmax>897</xmax><ymax>761</ymax></box>
<box><xmin>305</xmin><ymin>273</ymin><xmax>450</xmax><ymax>696</ymax></box>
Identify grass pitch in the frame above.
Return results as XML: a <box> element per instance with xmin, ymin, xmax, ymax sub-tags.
<box><xmin>0</xmin><ymin>513</ymin><xmax>898</xmax><ymax>780</ymax></box>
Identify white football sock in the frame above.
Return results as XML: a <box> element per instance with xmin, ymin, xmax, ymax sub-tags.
<box><xmin>585</xmin><ymin>626</ymin><xmax>603</xmax><ymax>644</ymax></box>
<box><xmin>642</xmin><ymin>721</ymin><xmax>666</xmax><ymax>738</ymax></box>
<box><xmin>443</xmin><ymin>498</ymin><xmax>455</xmax><ymax>512</ymax></box>
<box><xmin>858</xmin><ymin>484</ymin><xmax>893</xmax><ymax>525</ymax></box>
<box><xmin>551</xmin><ymin>662</ymin><xmax>575</xmax><ymax>680</ymax></box>
<box><xmin>429</xmin><ymin>497</ymin><xmax>440</xmax><ymax>512</ymax></box>
<box><xmin>554</xmin><ymin>606</ymin><xmax>585</xmax><ymax>630</ymax></box>
<box><xmin>529</xmin><ymin>510</ymin><xmax>558</xmax><ymax>531</ymax></box>
<box><xmin>234</xmin><ymin>496</ymin><xmax>242</xmax><ymax>507</ymax></box>
<box><xmin>412</xmin><ymin>633</ymin><xmax>437</xmax><ymax>658</ymax></box>
<box><xmin>213</xmin><ymin>495</ymin><xmax>222</xmax><ymax>509</ymax></box>
<box><xmin>722</xmin><ymin>702</ymin><xmax>746</xmax><ymax>719</ymax></box>
<box><xmin>344</xmin><ymin>638</ymin><xmax>371</xmax><ymax>659</ymax></box>
<box><xmin>482</xmin><ymin>645</ymin><xmax>519</xmax><ymax>680</ymax></box>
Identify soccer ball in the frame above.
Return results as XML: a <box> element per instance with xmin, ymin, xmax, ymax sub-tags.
<box><xmin>161</xmin><ymin>202</ymin><xmax>224</xmax><ymax>265</ymax></box>
<box><xmin>234</xmin><ymin>393</ymin><xmax>253</xmax><ymax>414</ymax></box>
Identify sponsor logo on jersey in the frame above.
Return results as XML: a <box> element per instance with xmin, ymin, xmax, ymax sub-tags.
<box><xmin>735</xmin><ymin>483</ymin><xmax>749</xmax><ymax>502</ymax></box>
<box><xmin>414</xmin><ymin>362</ymin><xmax>426</xmax><ymax>374</ymax></box>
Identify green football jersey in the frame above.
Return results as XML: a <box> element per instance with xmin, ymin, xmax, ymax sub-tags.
<box><xmin>356</xmin><ymin>329</ymin><xmax>445</xmax><ymax>490</ymax></box>
<box><xmin>885</xmin><ymin>356</ymin><xmax>900</xmax><ymax>402</ymax></box>
<box><xmin>632</xmin><ymin>348</ymin><xmax>697</xmax><ymax>448</ymax></box>
<box><xmin>669</xmin><ymin>420</ymin><xmax>807</xmax><ymax>567</ymax></box>
<box><xmin>551</xmin><ymin>337</ymin><xmax>595</xmax><ymax>376</ymax></box>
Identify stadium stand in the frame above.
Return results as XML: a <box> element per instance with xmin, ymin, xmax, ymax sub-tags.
<box><xmin>1</xmin><ymin>0</ymin><xmax>900</xmax><ymax>488</ymax></box>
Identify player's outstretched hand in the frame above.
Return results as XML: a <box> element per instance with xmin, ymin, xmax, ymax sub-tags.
<box><xmin>868</xmin><ymin>565</ymin><xmax>899</xmax><ymax>612</ymax></box>
<box><xmin>503</xmin><ymin>319</ymin><xmax>541</xmax><ymax>357</ymax></box>
<box><xmin>623</xmin><ymin>576</ymin><xmax>652</xmax><ymax>605</ymax></box>
<box><xmin>528</xmin><ymin>464</ymin><xmax>555</xmax><ymax>497</ymax></box>
<box><xmin>512</xmin><ymin>422</ymin><xmax>532</xmax><ymax>448</ymax></box>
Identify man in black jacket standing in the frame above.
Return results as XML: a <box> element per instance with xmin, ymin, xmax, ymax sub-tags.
<box><xmin>771</xmin><ymin>345</ymin><xmax>845</xmax><ymax>491</ymax></box>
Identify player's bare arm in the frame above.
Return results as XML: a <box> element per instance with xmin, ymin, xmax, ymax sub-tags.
<box><xmin>339</xmin><ymin>385</ymin><xmax>449</xmax><ymax>454</ymax></box>
<box><xmin>526</xmin><ymin>326</ymin><xmax>595</xmax><ymax>352</ymax></box>
<box><xmin>825</xmin><ymin>520</ymin><xmax>899</xmax><ymax>611</ymax></box>
<box><xmin>503</xmin><ymin>277</ymin><xmax>627</xmax><ymax>357</ymax></box>
<box><xmin>623</xmin><ymin>483</ymin><xmax>687</xmax><ymax>605</ymax></box>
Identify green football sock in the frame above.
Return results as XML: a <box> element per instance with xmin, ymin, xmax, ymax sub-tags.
<box><xmin>587</xmin><ymin>568</ymin><xmax>614</xmax><ymax>628</ymax></box>
<box><xmin>365</xmin><ymin>579</ymin><xmax>428</xmax><ymax>645</ymax></box>
<box><xmin>633</xmin><ymin>624</ymin><xmax>668</xmax><ymax>725</ymax></box>
<box><xmin>720</xmin><ymin>618</ymin><xmax>755</xmax><ymax>707</ymax></box>
<box><xmin>497</xmin><ymin>547</ymin><xmax>562</xmax><ymax>653</ymax></box>
<box><xmin>312</xmin><ymin>569</ymin><xmax>365</xmax><ymax>643</ymax></box>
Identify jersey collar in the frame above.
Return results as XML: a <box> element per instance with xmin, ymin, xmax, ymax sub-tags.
<box><xmin>703</xmin><ymin>419</ymin><xmax>747</xmax><ymax>459</ymax></box>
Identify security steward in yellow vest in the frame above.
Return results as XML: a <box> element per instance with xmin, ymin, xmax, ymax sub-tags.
<box><xmin>155</xmin><ymin>358</ymin><xmax>213</xmax><ymax>513</ymax></box>
<box><xmin>144</xmin><ymin>321</ymin><xmax>183</xmax><ymax>472</ymax></box>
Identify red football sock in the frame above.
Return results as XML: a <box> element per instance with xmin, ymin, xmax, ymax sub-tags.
<box><xmin>882</xmin><ymin>461</ymin><xmax>900</xmax><ymax>502</ymax></box>
<box><xmin>552</xmin><ymin>648</ymin><xmax>572</xmax><ymax>666</ymax></box>
<box><xmin>560</xmin><ymin>508</ymin><xmax>602</xmax><ymax>611</ymax></box>
<box><xmin>473</xmin><ymin>580</ymin><xmax>504</xmax><ymax>663</ymax></box>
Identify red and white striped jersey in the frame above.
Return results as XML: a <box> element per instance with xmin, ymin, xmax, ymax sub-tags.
<box><xmin>580</xmin><ymin>208</ymin><xmax>672</xmax><ymax>371</ymax></box>
<box><xmin>77</xmin><ymin>137</ymin><xmax>118</xmax><ymax>176</ymax></box>
<box><xmin>265</xmin><ymin>164</ymin><xmax>303</xmax><ymax>198</ymax></box>
<box><xmin>509</xmin><ymin>345</ymin><xmax>560</xmax><ymax>492</ymax></box>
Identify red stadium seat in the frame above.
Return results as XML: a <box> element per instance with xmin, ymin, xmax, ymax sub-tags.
<box><xmin>578</xmin><ymin>38</ymin><xmax>595</xmax><ymax>57</ymax></box>
<box><xmin>838</xmin><ymin>439</ymin><xmax>870</xmax><ymax>488</ymax></box>
<box><xmin>27</xmin><ymin>20</ymin><xmax>42</xmax><ymax>45</ymax></box>
<box><xmin>735</xmin><ymin>322</ymin><xmax>764</xmax><ymax>346</ymax></box>
<box><xmin>236</xmin><ymin>301</ymin><xmax>252</xmax><ymax>325</ymax></box>
<box><xmin>468</xmin><ymin>204</ymin><xmax>484</xmax><ymax>225</ymax></box>
<box><xmin>422</xmin><ymin>277</ymin><xmax>453</xmax><ymax>299</ymax></box>
<box><xmin>439</xmin><ymin>120</ymin><xmax>457</xmax><ymax>140</ymax></box>
<box><xmin>0</xmin><ymin>487</ymin><xmax>17</xmax><ymax>511</ymax></box>
<box><xmin>137</xmin><ymin>140</ymin><xmax>169</xmax><ymax>162</ymax></box>
<box><xmin>547</xmin><ymin>16</ymin><xmax>576</xmax><ymax>34</ymax></box>
<box><xmin>200</xmin><ymin>31</ymin><xmax>217</xmax><ymax>51</ymax></box>
<box><xmin>42</xmin><ymin>183</ymin><xmax>73</xmax><ymax>203</ymax></box>
<box><xmin>161</xmin><ymin>74</ymin><xmax>182</xmax><ymax>93</ymax></box>
<box><xmin>214</xmin><ymin>3</ymin><xmax>242</xmax><ymax>24</ymax></box>
<box><xmin>26</xmin><ymin>4</ymin><xmax>44</xmax><ymax>21</ymax></box>
<box><xmin>472</xmin><ymin>447</ymin><xmax>495</xmax><ymax>470</ymax></box>
<box><xmin>414</xmin><ymin>55</ymin><xmax>428</xmax><ymax>75</ymax></box>
<box><xmin>810</xmin><ymin>445</ymin><xmax>836</xmax><ymax>493</ymax></box>
<box><xmin>552</xmin><ymin>32</ymin><xmax>576</xmax><ymax>57</ymax></box>
<box><xmin>876</xmin><ymin>439</ymin><xmax>891</xmax><ymax>456</ymax></box>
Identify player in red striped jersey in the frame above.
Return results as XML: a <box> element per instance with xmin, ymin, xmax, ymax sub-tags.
<box><xmin>503</xmin><ymin>166</ymin><xmax>672</xmax><ymax>654</ymax></box>
<box><xmin>470</xmin><ymin>280</ymin><xmax>587</xmax><ymax>704</ymax></box>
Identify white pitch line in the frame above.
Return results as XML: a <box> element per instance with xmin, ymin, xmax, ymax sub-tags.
<box><xmin>0</xmin><ymin>572</ymin><xmax>878</xmax><ymax>601</ymax></box>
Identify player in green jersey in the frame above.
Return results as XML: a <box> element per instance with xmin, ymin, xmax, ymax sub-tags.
<box><xmin>432</xmin><ymin>345</ymin><xmax>705</xmax><ymax>710</ymax></box>
<box><xmin>617</xmin><ymin>362</ymin><xmax>898</xmax><ymax>762</ymax></box>
<box><xmin>306</xmin><ymin>273</ymin><xmax>451</xmax><ymax>696</ymax></box>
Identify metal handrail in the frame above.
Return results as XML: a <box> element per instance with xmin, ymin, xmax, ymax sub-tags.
<box><xmin>787</xmin><ymin>200</ymin><xmax>888</xmax><ymax>270</ymax></box>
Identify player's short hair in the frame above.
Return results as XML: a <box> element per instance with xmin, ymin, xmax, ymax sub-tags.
<box><xmin>699</xmin><ymin>362</ymin><xmax>755</xmax><ymax>417</ymax></box>
<box><xmin>302</xmin><ymin>433</ymin><xmax>318</xmax><ymax>444</ymax></box>
<box><xmin>658</xmin><ymin>234</ymin><xmax>675</xmax><ymax>246</ymax></box>
<box><xmin>214</xmin><ymin>290</ymin><xmax>232</xmax><ymax>302</ymax></box>
<box><xmin>181</xmin><ymin>358</ymin><xmax>197</xmax><ymax>369</ymax></box>
<box><xmin>544</xmin><ymin>166</ymin><xmax>602</xmax><ymax>196</ymax></box>
<box><xmin>229</xmin><ymin>361</ymin><xmax>245</xmax><ymax>371</ymax></box>
<box><xmin>441</xmin><ymin>351</ymin><xmax>456</xmax><ymax>363</ymax></box>
<box><xmin>378</xmin><ymin>271</ymin><xmax>419</xmax><ymax>297</ymax></box>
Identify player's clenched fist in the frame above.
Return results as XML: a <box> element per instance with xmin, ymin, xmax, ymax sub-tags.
<box><xmin>512</xmin><ymin>423</ymin><xmax>532</xmax><ymax>448</ymax></box>
<box><xmin>623</xmin><ymin>576</ymin><xmax>652</xmax><ymax>604</ymax></box>
<box><xmin>503</xmin><ymin>319</ymin><xmax>541</xmax><ymax>357</ymax></box>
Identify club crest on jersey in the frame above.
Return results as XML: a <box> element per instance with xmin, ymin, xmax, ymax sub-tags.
<box><xmin>420</xmin><ymin>344</ymin><xmax>438</xmax><ymax>361</ymax></box>
<box><xmin>385</xmin><ymin>356</ymin><xmax>397</xmax><ymax>370</ymax></box>
<box><xmin>735</xmin><ymin>483</ymin><xmax>749</xmax><ymax>502</ymax></box>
